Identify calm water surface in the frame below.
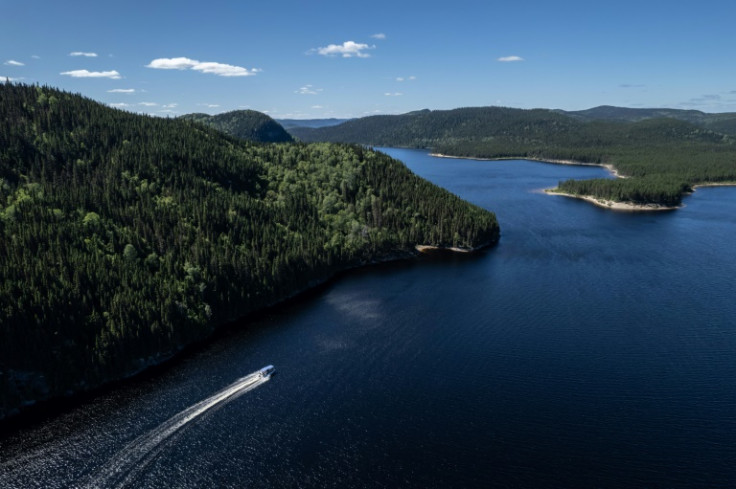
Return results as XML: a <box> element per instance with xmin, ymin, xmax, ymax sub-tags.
<box><xmin>1</xmin><ymin>149</ymin><xmax>735</xmax><ymax>488</ymax></box>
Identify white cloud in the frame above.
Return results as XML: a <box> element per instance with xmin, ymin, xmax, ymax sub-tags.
<box><xmin>371</xmin><ymin>33</ymin><xmax>386</xmax><ymax>40</ymax></box>
<box><xmin>311</xmin><ymin>105</ymin><xmax>324</xmax><ymax>109</ymax></box>
<box><xmin>31</xmin><ymin>55</ymin><xmax>40</xmax><ymax>59</ymax></box>
<box><xmin>138</xmin><ymin>102</ymin><xmax>158</xmax><ymax>106</ymax></box>
<box><xmin>198</xmin><ymin>103</ymin><xmax>220</xmax><ymax>108</ymax></box>
<box><xmin>60</xmin><ymin>69</ymin><xmax>121</xmax><ymax>79</ymax></box>
<box><xmin>69</xmin><ymin>52</ymin><xmax>98</xmax><ymax>57</ymax></box>
<box><xmin>109</xmin><ymin>102</ymin><xmax>130</xmax><ymax>108</ymax></box>
<box><xmin>396</xmin><ymin>75</ymin><xmax>416</xmax><ymax>82</ymax></box>
<box><xmin>384</xmin><ymin>92</ymin><xmax>403</xmax><ymax>96</ymax></box>
<box><xmin>107</xmin><ymin>88</ymin><xmax>136</xmax><ymax>93</ymax></box>
<box><xmin>498</xmin><ymin>55</ymin><xmax>524</xmax><ymax>62</ymax></box>
<box><xmin>192</xmin><ymin>62</ymin><xmax>259</xmax><ymax>77</ymax></box>
<box><xmin>162</xmin><ymin>103</ymin><xmax>177</xmax><ymax>109</ymax></box>
<box><xmin>311</xmin><ymin>41</ymin><xmax>374</xmax><ymax>58</ymax></box>
<box><xmin>4</xmin><ymin>60</ymin><xmax>24</xmax><ymax>66</ymax></box>
<box><xmin>146</xmin><ymin>57</ymin><xmax>197</xmax><ymax>70</ymax></box>
<box><xmin>146</xmin><ymin>57</ymin><xmax>260</xmax><ymax>77</ymax></box>
<box><xmin>295</xmin><ymin>84</ymin><xmax>323</xmax><ymax>95</ymax></box>
<box><xmin>1</xmin><ymin>76</ymin><xmax>21</xmax><ymax>82</ymax></box>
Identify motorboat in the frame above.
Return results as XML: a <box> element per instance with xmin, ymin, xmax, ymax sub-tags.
<box><xmin>258</xmin><ymin>365</ymin><xmax>275</xmax><ymax>378</ymax></box>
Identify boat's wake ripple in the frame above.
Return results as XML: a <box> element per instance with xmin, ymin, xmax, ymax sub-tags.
<box><xmin>82</xmin><ymin>372</ymin><xmax>268</xmax><ymax>488</ymax></box>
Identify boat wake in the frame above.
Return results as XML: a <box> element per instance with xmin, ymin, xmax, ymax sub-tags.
<box><xmin>82</xmin><ymin>371</ymin><xmax>269</xmax><ymax>488</ymax></box>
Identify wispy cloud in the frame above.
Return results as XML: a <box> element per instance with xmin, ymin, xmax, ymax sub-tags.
<box><xmin>162</xmin><ymin>103</ymin><xmax>177</xmax><ymax>109</ymax></box>
<box><xmin>498</xmin><ymin>55</ymin><xmax>524</xmax><ymax>62</ymax></box>
<box><xmin>146</xmin><ymin>57</ymin><xmax>260</xmax><ymax>77</ymax></box>
<box><xmin>31</xmin><ymin>55</ymin><xmax>40</xmax><ymax>59</ymax></box>
<box><xmin>61</xmin><ymin>69</ymin><xmax>121</xmax><ymax>79</ymax></box>
<box><xmin>619</xmin><ymin>84</ymin><xmax>646</xmax><ymax>88</ymax></box>
<box><xmin>295</xmin><ymin>84</ymin><xmax>323</xmax><ymax>95</ymax></box>
<box><xmin>311</xmin><ymin>105</ymin><xmax>323</xmax><ymax>109</ymax></box>
<box><xmin>680</xmin><ymin>94</ymin><xmax>727</xmax><ymax>108</ymax></box>
<box><xmin>198</xmin><ymin>103</ymin><xmax>220</xmax><ymax>108</ymax></box>
<box><xmin>1</xmin><ymin>76</ymin><xmax>22</xmax><ymax>82</ymax></box>
<box><xmin>371</xmin><ymin>33</ymin><xmax>386</xmax><ymax>40</ymax></box>
<box><xmin>4</xmin><ymin>60</ymin><xmax>24</xmax><ymax>66</ymax></box>
<box><xmin>310</xmin><ymin>41</ymin><xmax>375</xmax><ymax>58</ymax></box>
<box><xmin>396</xmin><ymin>76</ymin><xmax>416</xmax><ymax>82</ymax></box>
<box><xmin>109</xmin><ymin>102</ymin><xmax>130</xmax><ymax>108</ymax></box>
<box><xmin>69</xmin><ymin>51</ymin><xmax>98</xmax><ymax>57</ymax></box>
<box><xmin>384</xmin><ymin>92</ymin><xmax>403</xmax><ymax>96</ymax></box>
<box><xmin>107</xmin><ymin>88</ymin><xmax>136</xmax><ymax>93</ymax></box>
<box><xmin>138</xmin><ymin>102</ymin><xmax>158</xmax><ymax>107</ymax></box>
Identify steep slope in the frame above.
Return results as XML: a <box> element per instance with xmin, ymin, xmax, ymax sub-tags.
<box><xmin>180</xmin><ymin>110</ymin><xmax>294</xmax><ymax>143</ymax></box>
<box><xmin>0</xmin><ymin>84</ymin><xmax>499</xmax><ymax>419</ymax></box>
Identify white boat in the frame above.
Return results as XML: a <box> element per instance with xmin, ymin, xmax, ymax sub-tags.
<box><xmin>258</xmin><ymin>365</ymin><xmax>275</xmax><ymax>378</ymax></box>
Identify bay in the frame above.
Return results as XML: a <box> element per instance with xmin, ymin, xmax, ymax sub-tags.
<box><xmin>1</xmin><ymin>148</ymin><xmax>735</xmax><ymax>488</ymax></box>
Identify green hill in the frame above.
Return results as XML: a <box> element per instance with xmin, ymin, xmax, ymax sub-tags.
<box><xmin>0</xmin><ymin>84</ymin><xmax>499</xmax><ymax>419</ymax></box>
<box><xmin>295</xmin><ymin>106</ymin><xmax>736</xmax><ymax>207</ymax></box>
<box><xmin>180</xmin><ymin>110</ymin><xmax>294</xmax><ymax>143</ymax></box>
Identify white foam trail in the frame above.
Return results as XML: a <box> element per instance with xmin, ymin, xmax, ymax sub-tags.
<box><xmin>82</xmin><ymin>372</ymin><xmax>268</xmax><ymax>488</ymax></box>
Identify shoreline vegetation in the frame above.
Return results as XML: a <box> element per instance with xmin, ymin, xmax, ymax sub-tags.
<box><xmin>415</xmin><ymin>242</ymin><xmax>489</xmax><ymax>253</ymax></box>
<box><xmin>430</xmin><ymin>153</ymin><xmax>625</xmax><ymax>177</ymax></box>
<box><xmin>431</xmin><ymin>153</ymin><xmax>736</xmax><ymax>211</ymax></box>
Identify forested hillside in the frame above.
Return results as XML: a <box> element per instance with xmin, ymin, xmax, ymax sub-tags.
<box><xmin>0</xmin><ymin>84</ymin><xmax>499</xmax><ymax>419</ymax></box>
<box><xmin>295</xmin><ymin>107</ymin><xmax>736</xmax><ymax>206</ymax></box>
<box><xmin>180</xmin><ymin>110</ymin><xmax>294</xmax><ymax>143</ymax></box>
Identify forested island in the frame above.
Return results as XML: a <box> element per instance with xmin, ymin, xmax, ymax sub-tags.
<box><xmin>292</xmin><ymin>106</ymin><xmax>736</xmax><ymax>208</ymax></box>
<box><xmin>0</xmin><ymin>84</ymin><xmax>499</xmax><ymax>419</ymax></box>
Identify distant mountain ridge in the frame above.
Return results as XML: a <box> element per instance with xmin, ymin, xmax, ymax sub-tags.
<box><xmin>560</xmin><ymin>105</ymin><xmax>736</xmax><ymax>134</ymax></box>
<box><xmin>291</xmin><ymin>105</ymin><xmax>736</xmax><ymax>144</ymax></box>
<box><xmin>288</xmin><ymin>106</ymin><xmax>583</xmax><ymax>146</ymax></box>
<box><xmin>180</xmin><ymin>110</ymin><xmax>294</xmax><ymax>143</ymax></box>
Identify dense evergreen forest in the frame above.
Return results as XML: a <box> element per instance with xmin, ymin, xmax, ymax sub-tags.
<box><xmin>292</xmin><ymin>107</ymin><xmax>736</xmax><ymax>206</ymax></box>
<box><xmin>179</xmin><ymin>110</ymin><xmax>294</xmax><ymax>143</ymax></box>
<box><xmin>0</xmin><ymin>84</ymin><xmax>499</xmax><ymax>419</ymax></box>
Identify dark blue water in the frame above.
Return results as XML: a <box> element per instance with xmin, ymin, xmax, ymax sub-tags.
<box><xmin>2</xmin><ymin>149</ymin><xmax>735</xmax><ymax>488</ymax></box>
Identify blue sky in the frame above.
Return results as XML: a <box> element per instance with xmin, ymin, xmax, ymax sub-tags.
<box><xmin>3</xmin><ymin>0</ymin><xmax>736</xmax><ymax>118</ymax></box>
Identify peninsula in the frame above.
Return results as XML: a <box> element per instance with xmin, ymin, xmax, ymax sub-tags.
<box><xmin>0</xmin><ymin>84</ymin><xmax>499</xmax><ymax>420</ymax></box>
